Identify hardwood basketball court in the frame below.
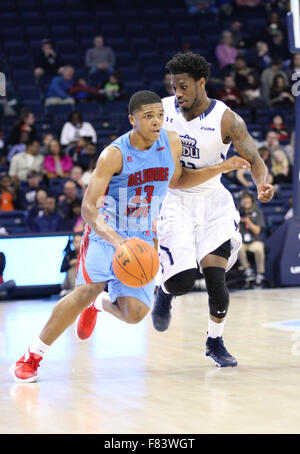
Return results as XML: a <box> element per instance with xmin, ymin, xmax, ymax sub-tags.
<box><xmin>1</xmin><ymin>287</ymin><xmax>300</xmax><ymax>434</ymax></box>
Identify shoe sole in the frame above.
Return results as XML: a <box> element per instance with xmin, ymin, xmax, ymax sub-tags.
<box><xmin>204</xmin><ymin>353</ymin><xmax>238</xmax><ymax>368</ymax></box>
<box><xmin>9</xmin><ymin>364</ymin><xmax>39</xmax><ymax>383</ymax></box>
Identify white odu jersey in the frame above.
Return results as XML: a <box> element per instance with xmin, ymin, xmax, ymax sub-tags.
<box><xmin>157</xmin><ymin>96</ymin><xmax>242</xmax><ymax>280</ymax></box>
<box><xmin>162</xmin><ymin>96</ymin><xmax>230</xmax><ymax>194</ymax></box>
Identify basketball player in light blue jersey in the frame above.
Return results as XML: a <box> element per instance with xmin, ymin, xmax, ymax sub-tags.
<box><xmin>10</xmin><ymin>90</ymin><xmax>250</xmax><ymax>383</ymax></box>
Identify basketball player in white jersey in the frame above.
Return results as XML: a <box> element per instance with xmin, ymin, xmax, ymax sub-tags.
<box><xmin>151</xmin><ymin>52</ymin><xmax>275</xmax><ymax>367</ymax></box>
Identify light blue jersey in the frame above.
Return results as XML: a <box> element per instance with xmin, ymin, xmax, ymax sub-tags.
<box><xmin>89</xmin><ymin>127</ymin><xmax>175</xmax><ymax>243</ymax></box>
<box><xmin>76</xmin><ymin>128</ymin><xmax>175</xmax><ymax>308</ymax></box>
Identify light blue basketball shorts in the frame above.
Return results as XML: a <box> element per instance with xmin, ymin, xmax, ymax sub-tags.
<box><xmin>75</xmin><ymin>234</ymin><xmax>155</xmax><ymax>309</ymax></box>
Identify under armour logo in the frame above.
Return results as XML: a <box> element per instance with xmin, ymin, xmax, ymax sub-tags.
<box><xmin>166</xmin><ymin>116</ymin><xmax>173</xmax><ymax>123</ymax></box>
<box><xmin>127</xmin><ymin>156</ymin><xmax>133</xmax><ymax>162</ymax></box>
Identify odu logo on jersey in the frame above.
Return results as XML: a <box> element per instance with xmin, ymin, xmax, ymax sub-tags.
<box><xmin>180</xmin><ymin>134</ymin><xmax>200</xmax><ymax>159</ymax></box>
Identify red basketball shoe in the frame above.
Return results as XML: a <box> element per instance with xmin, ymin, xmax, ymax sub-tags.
<box><xmin>76</xmin><ymin>302</ymin><xmax>101</xmax><ymax>340</ymax></box>
<box><xmin>10</xmin><ymin>349</ymin><xmax>43</xmax><ymax>383</ymax></box>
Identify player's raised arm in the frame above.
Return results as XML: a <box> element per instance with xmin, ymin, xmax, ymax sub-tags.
<box><xmin>81</xmin><ymin>146</ymin><xmax>124</xmax><ymax>248</ymax></box>
<box><xmin>221</xmin><ymin>109</ymin><xmax>275</xmax><ymax>202</ymax></box>
<box><xmin>167</xmin><ymin>130</ymin><xmax>251</xmax><ymax>189</ymax></box>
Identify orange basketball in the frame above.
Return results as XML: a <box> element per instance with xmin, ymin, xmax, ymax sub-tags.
<box><xmin>112</xmin><ymin>238</ymin><xmax>159</xmax><ymax>288</ymax></box>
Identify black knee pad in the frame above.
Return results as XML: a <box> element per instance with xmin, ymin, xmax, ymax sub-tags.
<box><xmin>202</xmin><ymin>267</ymin><xmax>229</xmax><ymax>318</ymax></box>
<box><xmin>164</xmin><ymin>268</ymin><xmax>198</xmax><ymax>296</ymax></box>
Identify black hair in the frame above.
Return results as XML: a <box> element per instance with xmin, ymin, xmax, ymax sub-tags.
<box><xmin>128</xmin><ymin>90</ymin><xmax>161</xmax><ymax>115</ymax></box>
<box><xmin>69</xmin><ymin>110</ymin><xmax>82</xmax><ymax>124</ymax></box>
<box><xmin>240</xmin><ymin>190</ymin><xmax>255</xmax><ymax>202</ymax></box>
<box><xmin>27</xmin><ymin>138</ymin><xmax>40</xmax><ymax>147</ymax></box>
<box><xmin>165</xmin><ymin>52</ymin><xmax>211</xmax><ymax>81</ymax></box>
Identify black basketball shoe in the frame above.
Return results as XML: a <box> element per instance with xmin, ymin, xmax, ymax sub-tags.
<box><xmin>151</xmin><ymin>286</ymin><xmax>173</xmax><ymax>332</ymax></box>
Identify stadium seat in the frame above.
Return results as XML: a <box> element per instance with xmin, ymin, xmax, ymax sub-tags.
<box><xmin>132</xmin><ymin>39</ymin><xmax>154</xmax><ymax>54</ymax></box>
<box><xmin>0</xmin><ymin>211</ymin><xmax>28</xmax><ymax>234</ymax></box>
<box><xmin>48</xmin><ymin>178</ymin><xmax>69</xmax><ymax>197</ymax></box>
<box><xmin>266</xmin><ymin>214</ymin><xmax>286</xmax><ymax>235</ymax></box>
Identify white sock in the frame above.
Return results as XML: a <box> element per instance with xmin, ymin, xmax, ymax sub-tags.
<box><xmin>94</xmin><ymin>291</ymin><xmax>110</xmax><ymax>311</ymax></box>
<box><xmin>208</xmin><ymin>318</ymin><xmax>226</xmax><ymax>339</ymax></box>
<box><xmin>29</xmin><ymin>337</ymin><xmax>49</xmax><ymax>357</ymax></box>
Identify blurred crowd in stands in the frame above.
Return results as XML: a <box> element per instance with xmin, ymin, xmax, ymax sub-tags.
<box><xmin>0</xmin><ymin>0</ymin><xmax>296</xmax><ymax>287</ymax></box>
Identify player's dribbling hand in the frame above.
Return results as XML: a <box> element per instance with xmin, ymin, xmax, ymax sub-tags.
<box><xmin>222</xmin><ymin>156</ymin><xmax>251</xmax><ymax>173</ymax></box>
<box><xmin>257</xmin><ymin>183</ymin><xmax>275</xmax><ymax>203</ymax></box>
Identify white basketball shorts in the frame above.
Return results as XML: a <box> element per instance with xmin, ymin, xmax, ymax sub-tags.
<box><xmin>156</xmin><ymin>187</ymin><xmax>242</xmax><ymax>284</ymax></box>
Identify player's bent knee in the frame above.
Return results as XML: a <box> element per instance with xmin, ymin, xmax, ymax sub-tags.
<box><xmin>202</xmin><ymin>267</ymin><xmax>229</xmax><ymax>319</ymax></box>
<box><xmin>164</xmin><ymin>268</ymin><xmax>198</xmax><ymax>296</ymax></box>
<box><xmin>118</xmin><ymin>297</ymin><xmax>149</xmax><ymax>324</ymax></box>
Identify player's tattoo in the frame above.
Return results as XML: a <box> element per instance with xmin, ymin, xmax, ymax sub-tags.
<box><xmin>228</xmin><ymin>114</ymin><xmax>257</xmax><ymax>164</ymax></box>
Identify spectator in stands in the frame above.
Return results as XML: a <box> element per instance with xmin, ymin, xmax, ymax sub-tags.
<box><xmin>217</xmin><ymin>74</ymin><xmax>243</xmax><ymax>108</ymax></box>
<box><xmin>102</xmin><ymin>71</ymin><xmax>124</xmax><ymax>101</ymax></box>
<box><xmin>236</xmin><ymin>166</ymin><xmax>254</xmax><ymax>188</ymax></box>
<box><xmin>68</xmin><ymin>77</ymin><xmax>104</xmax><ymax>103</ymax></box>
<box><xmin>44</xmin><ymin>66</ymin><xmax>75</xmax><ymax>107</ymax></box>
<box><xmin>0</xmin><ymin>175</ymin><xmax>15</xmax><ymax>211</ymax></box>
<box><xmin>61</xmin><ymin>199</ymin><xmax>85</xmax><ymax>232</ymax></box>
<box><xmin>27</xmin><ymin>188</ymin><xmax>48</xmax><ymax>231</ymax></box>
<box><xmin>9</xmin><ymin>139</ymin><xmax>44</xmax><ymax>183</ymax></box>
<box><xmin>185</xmin><ymin>0</ymin><xmax>218</xmax><ymax>15</ymax></box>
<box><xmin>258</xmin><ymin>145</ymin><xmax>273</xmax><ymax>178</ymax></box>
<box><xmin>60</xmin><ymin>234</ymin><xmax>82</xmax><ymax>297</ymax></box>
<box><xmin>85</xmin><ymin>36</ymin><xmax>116</xmax><ymax>86</ymax></box>
<box><xmin>235</xmin><ymin>0</ymin><xmax>261</xmax><ymax>5</ymax></box>
<box><xmin>260</xmin><ymin>57</ymin><xmax>289</xmax><ymax>103</ymax></box>
<box><xmin>247</xmin><ymin>41</ymin><xmax>272</xmax><ymax>74</ymax></box>
<box><xmin>260</xmin><ymin>11</ymin><xmax>285</xmax><ymax>46</ymax></box>
<box><xmin>157</xmin><ymin>73</ymin><xmax>173</xmax><ymax>98</ymax></box>
<box><xmin>6</xmin><ymin>131</ymin><xmax>30</xmax><ymax>163</ymax></box>
<box><xmin>269</xmin><ymin>113</ymin><xmax>289</xmax><ymax>141</ymax></box>
<box><xmin>39</xmin><ymin>132</ymin><xmax>56</xmax><ymax>156</ymax></box>
<box><xmin>233</xmin><ymin>55</ymin><xmax>251</xmax><ymax>90</ymax></box>
<box><xmin>7</xmin><ymin>110</ymin><xmax>37</xmax><ymax>146</ymax></box>
<box><xmin>215</xmin><ymin>30</ymin><xmax>239</xmax><ymax>72</ymax></box>
<box><xmin>269</xmin><ymin>30</ymin><xmax>290</xmax><ymax>63</ymax></box>
<box><xmin>31</xmin><ymin>196</ymin><xmax>63</xmax><ymax>233</ymax></box>
<box><xmin>33</xmin><ymin>39</ymin><xmax>64</xmax><ymax>80</ymax></box>
<box><xmin>69</xmin><ymin>165</ymin><xmax>86</xmax><ymax>198</ymax></box>
<box><xmin>285</xmin><ymin>52</ymin><xmax>300</xmax><ymax>82</ymax></box>
<box><xmin>269</xmin><ymin>75</ymin><xmax>295</xmax><ymax>108</ymax></box>
<box><xmin>60</xmin><ymin>111</ymin><xmax>97</xmax><ymax>148</ymax></box>
<box><xmin>82</xmin><ymin>153</ymin><xmax>98</xmax><ymax>187</ymax></box>
<box><xmin>72</xmin><ymin>140</ymin><xmax>98</xmax><ymax>172</ymax></box>
<box><xmin>237</xmin><ymin>190</ymin><xmax>266</xmax><ymax>287</ymax></box>
<box><xmin>242</xmin><ymin>71</ymin><xmax>265</xmax><ymax>109</ymax></box>
<box><xmin>264</xmin><ymin>129</ymin><xmax>281</xmax><ymax>153</ymax></box>
<box><xmin>57</xmin><ymin>179</ymin><xmax>82</xmax><ymax>220</ymax></box>
<box><xmin>44</xmin><ymin>139</ymin><xmax>73</xmax><ymax>180</ymax></box>
<box><xmin>0</xmin><ymin>81</ymin><xmax>22</xmax><ymax>118</ymax></box>
<box><xmin>229</xmin><ymin>18</ymin><xmax>246</xmax><ymax>49</ymax></box>
<box><xmin>17</xmin><ymin>171</ymin><xmax>46</xmax><ymax>211</ymax></box>
<box><xmin>284</xmin><ymin>130</ymin><xmax>295</xmax><ymax>165</ymax></box>
<box><xmin>271</xmin><ymin>149</ymin><xmax>293</xmax><ymax>184</ymax></box>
